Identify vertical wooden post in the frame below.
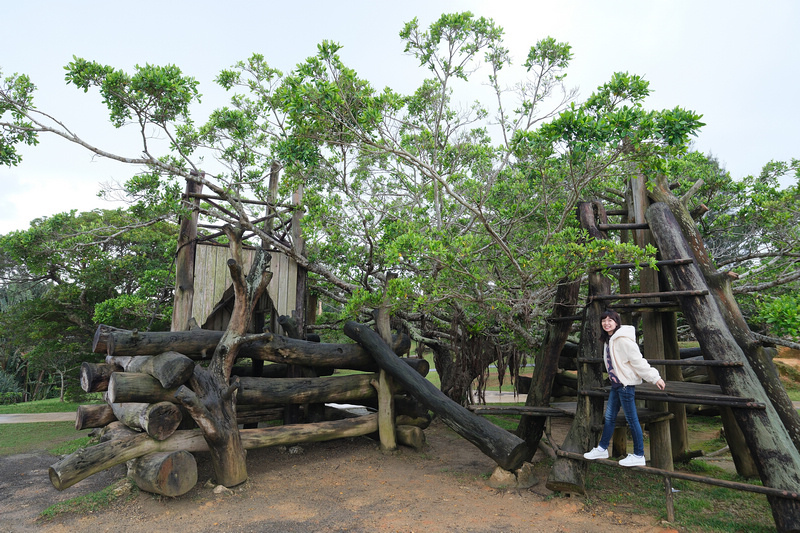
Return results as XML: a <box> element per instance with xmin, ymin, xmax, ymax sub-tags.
<box><xmin>172</xmin><ymin>176</ymin><xmax>203</xmax><ymax>332</ymax></box>
<box><xmin>662</xmin><ymin>308</ymin><xmax>689</xmax><ymax>459</ymax></box>
<box><xmin>631</xmin><ymin>176</ymin><xmax>672</xmax><ymax>471</ymax></box>
<box><xmin>375</xmin><ymin>274</ymin><xmax>397</xmax><ymax>452</ymax></box>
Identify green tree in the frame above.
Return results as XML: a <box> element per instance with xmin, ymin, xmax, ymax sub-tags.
<box><xmin>0</xmin><ymin>208</ymin><xmax>176</xmax><ymax>400</ymax></box>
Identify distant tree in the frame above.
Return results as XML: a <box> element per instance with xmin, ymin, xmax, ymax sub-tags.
<box><xmin>0</xmin><ymin>208</ymin><xmax>176</xmax><ymax>400</ymax></box>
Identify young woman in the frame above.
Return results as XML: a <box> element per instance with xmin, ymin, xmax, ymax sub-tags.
<box><xmin>583</xmin><ymin>309</ymin><xmax>666</xmax><ymax>467</ymax></box>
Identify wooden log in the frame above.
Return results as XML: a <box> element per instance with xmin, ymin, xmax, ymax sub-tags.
<box><xmin>130</xmin><ymin>451</ymin><xmax>198</xmax><ymax>497</ymax></box>
<box><xmin>98</xmin><ymin>421</ymin><xmax>139</xmax><ymax>442</ymax></box>
<box><xmin>107</xmin><ymin>372</ymin><xmax>180</xmax><ymax>404</ymax></box>
<box><xmin>136</xmin><ymin>351</ymin><xmax>195</xmax><ymax>389</ymax></box>
<box><xmin>98</xmin><ymin>326</ymin><xmax>411</xmax><ymax>371</ymax></box>
<box><xmin>396</xmin><ymin>425</ymin><xmax>425</xmax><ymax>451</ymax></box>
<box><xmin>238</xmin><ymin>374</ymin><xmax>380</xmax><ymax>405</ymax></box>
<box><xmin>108</xmin><ymin>370</ymin><xmax>390</xmax><ymax>406</ymax></box>
<box><xmin>50</xmin><ymin>414</ymin><xmax>378</xmax><ymax>491</ymax></box>
<box><xmin>75</xmin><ymin>404</ymin><xmax>116</xmax><ymax>430</ymax></box>
<box><xmin>518</xmin><ymin>275</ymin><xmax>581</xmax><ymax>460</ymax></box>
<box><xmin>80</xmin><ymin>362</ymin><xmax>121</xmax><ymax>393</ymax></box>
<box><xmin>648</xmin><ymin>201</ymin><xmax>800</xmax><ymax>531</ymax></box>
<box><xmin>109</xmin><ymin>401</ymin><xmax>183</xmax><ymax>441</ymax></box>
<box><xmin>344</xmin><ymin>321</ymin><xmax>530</xmax><ymax>471</ymax></box>
<box><xmin>92</xmin><ymin>324</ymin><xmax>127</xmax><ymax>355</ymax></box>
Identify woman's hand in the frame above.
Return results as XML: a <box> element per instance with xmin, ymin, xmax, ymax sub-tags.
<box><xmin>655</xmin><ymin>378</ymin><xmax>666</xmax><ymax>390</ymax></box>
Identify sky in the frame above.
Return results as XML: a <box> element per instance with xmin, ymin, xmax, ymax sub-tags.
<box><xmin>1</xmin><ymin>0</ymin><xmax>798</xmax><ymax>235</ymax></box>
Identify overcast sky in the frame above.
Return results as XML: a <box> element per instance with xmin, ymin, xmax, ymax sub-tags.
<box><xmin>2</xmin><ymin>0</ymin><xmax>797</xmax><ymax>235</ymax></box>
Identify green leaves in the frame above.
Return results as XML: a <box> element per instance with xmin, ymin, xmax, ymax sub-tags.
<box><xmin>64</xmin><ymin>58</ymin><xmax>200</xmax><ymax>127</ymax></box>
<box><xmin>0</xmin><ymin>70</ymin><xmax>39</xmax><ymax>166</ymax></box>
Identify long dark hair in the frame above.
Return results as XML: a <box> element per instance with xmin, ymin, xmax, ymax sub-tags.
<box><xmin>599</xmin><ymin>309</ymin><xmax>622</xmax><ymax>344</ymax></box>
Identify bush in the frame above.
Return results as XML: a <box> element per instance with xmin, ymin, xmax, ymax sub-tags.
<box><xmin>757</xmin><ymin>294</ymin><xmax>800</xmax><ymax>341</ymax></box>
<box><xmin>0</xmin><ymin>370</ymin><xmax>24</xmax><ymax>404</ymax></box>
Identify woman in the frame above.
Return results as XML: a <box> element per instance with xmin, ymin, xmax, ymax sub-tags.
<box><xmin>583</xmin><ymin>309</ymin><xmax>666</xmax><ymax>467</ymax></box>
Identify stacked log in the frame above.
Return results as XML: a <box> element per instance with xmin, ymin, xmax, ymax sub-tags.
<box><xmin>67</xmin><ymin>324</ymin><xmax>430</xmax><ymax>496</ymax></box>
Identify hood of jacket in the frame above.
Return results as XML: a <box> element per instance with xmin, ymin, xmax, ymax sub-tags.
<box><xmin>610</xmin><ymin>325</ymin><xmax>636</xmax><ymax>343</ymax></box>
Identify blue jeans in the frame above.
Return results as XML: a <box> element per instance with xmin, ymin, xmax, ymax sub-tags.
<box><xmin>598</xmin><ymin>385</ymin><xmax>645</xmax><ymax>457</ymax></box>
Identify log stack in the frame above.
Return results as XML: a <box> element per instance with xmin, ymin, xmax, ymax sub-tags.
<box><xmin>65</xmin><ymin>324</ymin><xmax>432</xmax><ymax>496</ymax></box>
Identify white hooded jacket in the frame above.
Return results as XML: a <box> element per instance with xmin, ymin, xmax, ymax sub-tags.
<box><xmin>604</xmin><ymin>325</ymin><xmax>661</xmax><ymax>386</ymax></box>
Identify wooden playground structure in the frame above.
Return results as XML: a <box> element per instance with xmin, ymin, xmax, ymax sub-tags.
<box><xmin>50</xmin><ymin>175</ymin><xmax>800</xmax><ymax>531</ymax></box>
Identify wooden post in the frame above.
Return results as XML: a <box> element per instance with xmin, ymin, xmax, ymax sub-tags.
<box><xmin>375</xmin><ymin>273</ymin><xmax>398</xmax><ymax>452</ymax></box>
<box><xmin>171</xmin><ymin>177</ymin><xmax>203</xmax><ymax>332</ymax></box>
<box><xmin>631</xmin><ymin>176</ymin><xmax>672</xmax><ymax>471</ymax></box>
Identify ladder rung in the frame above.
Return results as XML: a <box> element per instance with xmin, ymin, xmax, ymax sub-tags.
<box><xmin>597</xmin><ymin>223</ymin><xmax>649</xmax><ymax>230</ymax></box>
<box><xmin>595</xmin><ymin>258</ymin><xmax>694</xmax><ymax>271</ymax></box>
<box><xmin>591</xmin><ymin>290</ymin><xmax>708</xmax><ymax>301</ymax></box>
<box><xmin>577</xmin><ymin>358</ymin><xmax>743</xmax><ymax>367</ymax></box>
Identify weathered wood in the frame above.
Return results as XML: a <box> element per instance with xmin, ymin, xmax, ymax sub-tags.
<box><xmin>91</xmin><ymin>324</ymin><xmax>127</xmax><ymax>355</ymax></box>
<box><xmin>50</xmin><ymin>414</ymin><xmax>380</xmax><ymax>490</ymax></box>
<box><xmin>396</xmin><ymin>425</ymin><xmax>425</xmax><ymax>451</ymax></box>
<box><xmin>108</xmin><ymin>370</ymin><xmax>392</xmax><ymax>406</ymax></box>
<box><xmin>80</xmin><ymin>362</ymin><xmax>121</xmax><ymax>393</ymax></box>
<box><xmin>107</xmin><ymin>372</ymin><xmax>180</xmax><ymax>404</ymax></box>
<box><xmin>632</xmin><ymin>176</ymin><xmax>673</xmax><ymax>471</ymax></box>
<box><xmin>517</xmin><ymin>276</ymin><xmax>581</xmax><ymax>459</ymax></box>
<box><xmin>651</xmin><ymin>176</ymin><xmax>800</xmax><ymax>453</ymax></box>
<box><xmin>375</xmin><ymin>294</ymin><xmax>398</xmax><ymax>452</ymax></box>
<box><xmin>547</xmin><ymin>201</ymin><xmax>609</xmax><ymax>494</ymax></box>
<box><xmin>75</xmin><ymin>403</ymin><xmax>116</xmax><ymax>430</ymax></box>
<box><xmin>238</xmin><ymin>374</ymin><xmax>382</xmax><ymax>405</ymax></box>
<box><xmin>647</xmin><ymin>201</ymin><xmax>800</xmax><ymax>531</ymax></box>
<box><xmin>109</xmin><ymin>401</ymin><xmax>183</xmax><ymax>441</ymax></box>
<box><xmin>130</xmin><ymin>451</ymin><xmax>197</xmax><ymax>497</ymax></box>
<box><xmin>344</xmin><ymin>321</ymin><xmax>530</xmax><ymax>471</ymax></box>
<box><xmin>98</xmin><ymin>325</ymin><xmax>412</xmax><ymax>371</ymax></box>
<box><xmin>136</xmin><ymin>351</ymin><xmax>196</xmax><ymax>389</ymax></box>
<box><xmin>171</xmin><ymin>177</ymin><xmax>203</xmax><ymax>332</ymax></box>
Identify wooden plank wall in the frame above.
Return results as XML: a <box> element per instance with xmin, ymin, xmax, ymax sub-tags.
<box><xmin>193</xmin><ymin>244</ymin><xmax>297</xmax><ymax>329</ymax></box>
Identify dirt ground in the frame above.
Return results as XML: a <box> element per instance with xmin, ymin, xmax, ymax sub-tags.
<box><xmin>0</xmin><ymin>417</ymin><xmax>680</xmax><ymax>533</ymax></box>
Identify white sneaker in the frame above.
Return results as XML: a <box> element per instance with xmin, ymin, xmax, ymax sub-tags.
<box><xmin>619</xmin><ymin>454</ymin><xmax>646</xmax><ymax>467</ymax></box>
<box><xmin>583</xmin><ymin>446</ymin><xmax>608</xmax><ymax>460</ymax></box>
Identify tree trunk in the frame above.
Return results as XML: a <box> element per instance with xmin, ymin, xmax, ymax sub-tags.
<box><xmin>650</xmin><ymin>178</ymin><xmax>800</xmax><ymax>452</ymax></box>
<box><xmin>647</xmin><ymin>201</ymin><xmax>800</xmax><ymax>531</ymax></box>
<box><xmin>517</xmin><ymin>277</ymin><xmax>580</xmax><ymax>458</ymax></box>
<box><xmin>75</xmin><ymin>403</ymin><xmax>116</xmax><ymax>430</ymax></box>
<box><xmin>547</xmin><ymin>201</ymin><xmax>609</xmax><ymax>494</ymax></box>
<box><xmin>171</xmin><ymin>177</ymin><xmax>203</xmax><ymax>331</ymax></box>
<box><xmin>344</xmin><ymin>321</ymin><xmax>529</xmax><ymax>471</ymax></box>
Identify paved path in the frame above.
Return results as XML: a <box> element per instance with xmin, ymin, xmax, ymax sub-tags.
<box><xmin>0</xmin><ymin>412</ymin><xmax>77</xmax><ymax>424</ymax></box>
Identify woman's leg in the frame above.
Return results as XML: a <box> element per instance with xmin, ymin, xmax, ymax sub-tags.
<box><xmin>619</xmin><ymin>386</ymin><xmax>645</xmax><ymax>456</ymax></box>
<box><xmin>598</xmin><ymin>387</ymin><xmax>621</xmax><ymax>450</ymax></box>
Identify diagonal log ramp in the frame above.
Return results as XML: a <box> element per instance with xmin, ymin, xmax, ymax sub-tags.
<box><xmin>344</xmin><ymin>321</ymin><xmax>530</xmax><ymax>471</ymax></box>
<box><xmin>647</xmin><ymin>202</ymin><xmax>800</xmax><ymax>532</ymax></box>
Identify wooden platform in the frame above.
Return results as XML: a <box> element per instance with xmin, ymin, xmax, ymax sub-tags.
<box><xmin>580</xmin><ymin>382</ymin><xmax>766</xmax><ymax>409</ymax></box>
<box><xmin>468</xmin><ymin>401</ymin><xmax>673</xmax><ymax>429</ymax></box>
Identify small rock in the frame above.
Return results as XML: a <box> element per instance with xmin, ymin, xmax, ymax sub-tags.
<box><xmin>487</xmin><ymin>466</ymin><xmax>516</xmax><ymax>489</ymax></box>
<box><xmin>288</xmin><ymin>445</ymin><xmax>304</xmax><ymax>455</ymax></box>
<box><xmin>213</xmin><ymin>485</ymin><xmax>234</xmax><ymax>495</ymax></box>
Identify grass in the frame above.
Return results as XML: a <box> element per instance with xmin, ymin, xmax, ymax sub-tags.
<box><xmin>580</xmin><ymin>460</ymin><xmax>775</xmax><ymax>532</ymax></box>
<box><xmin>0</xmin><ymin>421</ymin><xmax>93</xmax><ymax>456</ymax></box>
<box><xmin>39</xmin><ymin>478</ymin><xmax>137</xmax><ymax>520</ymax></box>
<box><xmin>0</xmin><ymin>398</ymin><xmax>86</xmax><ymax>415</ymax></box>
